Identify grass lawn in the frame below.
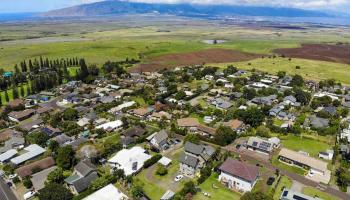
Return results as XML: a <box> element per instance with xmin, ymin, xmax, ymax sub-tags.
<box><xmin>280</xmin><ymin>134</ymin><xmax>331</xmax><ymax>157</ymax></box>
<box><xmin>193</xmin><ymin>173</ymin><xmax>241</xmax><ymax>200</ymax></box>
<box><xmin>130</xmin><ymin>96</ymin><xmax>147</xmax><ymax>106</ymax></box>
<box><xmin>213</xmin><ymin>57</ymin><xmax>350</xmax><ymax>85</ymax></box>
<box><xmin>273</xmin><ymin>118</ymin><xmax>284</xmax><ymax>127</ymax></box>
<box><xmin>273</xmin><ymin>176</ymin><xmax>292</xmax><ymax>200</ymax></box>
<box><xmin>0</xmin><ymin>83</ymin><xmax>29</xmax><ymax>105</ymax></box>
<box><xmin>134</xmin><ymin>169</ymin><xmax>166</xmax><ymax>200</ymax></box>
<box><xmin>302</xmin><ymin>187</ymin><xmax>340</xmax><ymax>200</ymax></box>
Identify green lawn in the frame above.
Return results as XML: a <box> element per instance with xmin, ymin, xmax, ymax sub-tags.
<box><xmin>0</xmin><ymin>83</ymin><xmax>29</xmax><ymax>104</ymax></box>
<box><xmin>134</xmin><ymin>170</ymin><xmax>166</xmax><ymax>200</ymax></box>
<box><xmin>213</xmin><ymin>57</ymin><xmax>350</xmax><ymax>85</ymax></box>
<box><xmin>302</xmin><ymin>187</ymin><xmax>339</xmax><ymax>200</ymax></box>
<box><xmin>273</xmin><ymin>176</ymin><xmax>292</xmax><ymax>200</ymax></box>
<box><xmin>193</xmin><ymin>173</ymin><xmax>241</xmax><ymax>200</ymax></box>
<box><xmin>130</xmin><ymin>96</ymin><xmax>147</xmax><ymax>106</ymax></box>
<box><xmin>280</xmin><ymin>134</ymin><xmax>331</xmax><ymax>157</ymax></box>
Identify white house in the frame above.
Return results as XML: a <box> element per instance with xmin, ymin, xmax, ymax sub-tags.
<box><xmin>218</xmin><ymin>158</ymin><xmax>259</xmax><ymax>192</ymax></box>
<box><xmin>319</xmin><ymin>149</ymin><xmax>334</xmax><ymax>160</ymax></box>
<box><xmin>83</xmin><ymin>184</ymin><xmax>128</xmax><ymax>200</ymax></box>
<box><xmin>96</xmin><ymin>120</ymin><xmax>123</xmax><ymax>131</ymax></box>
<box><xmin>108</xmin><ymin>146</ymin><xmax>151</xmax><ymax>176</ymax></box>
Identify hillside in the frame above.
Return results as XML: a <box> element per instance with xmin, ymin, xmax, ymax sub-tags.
<box><xmin>44</xmin><ymin>0</ymin><xmax>330</xmax><ymax>18</ymax></box>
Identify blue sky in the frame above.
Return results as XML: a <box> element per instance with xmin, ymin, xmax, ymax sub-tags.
<box><xmin>0</xmin><ymin>0</ymin><xmax>349</xmax><ymax>13</ymax></box>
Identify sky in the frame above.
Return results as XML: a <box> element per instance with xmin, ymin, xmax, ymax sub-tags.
<box><xmin>0</xmin><ymin>0</ymin><xmax>349</xmax><ymax>13</ymax></box>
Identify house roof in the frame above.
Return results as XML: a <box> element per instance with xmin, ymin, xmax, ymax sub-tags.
<box><xmin>153</xmin><ymin>130</ymin><xmax>168</xmax><ymax>144</ymax></box>
<box><xmin>31</xmin><ymin>166</ymin><xmax>57</xmax><ymax>191</ymax></box>
<box><xmin>123</xmin><ymin>126</ymin><xmax>146</xmax><ymax>138</ymax></box>
<box><xmin>53</xmin><ymin>134</ymin><xmax>73</xmax><ymax>146</ymax></box>
<box><xmin>0</xmin><ymin>129</ymin><xmax>20</xmax><ymax>142</ymax></box>
<box><xmin>19</xmin><ymin>119</ymin><xmax>43</xmax><ymax>131</ymax></box>
<box><xmin>11</xmin><ymin>144</ymin><xmax>46</xmax><ymax>165</ymax></box>
<box><xmin>72</xmin><ymin>171</ymin><xmax>98</xmax><ymax>193</ymax></box>
<box><xmin>179</xmin><ymin>153</ymin><xmax>199</xmax><ymax>168</ymax></box>
<box><xmin>279</xmin><ymin>148</ymin><xmax>328</xmax><ymax>173</ymax></box>
<box><xmin>75</xmin><ymin>160</ymin><xmax>97</xmax><ymax>177</ymax></box>
<box><xmin>0</xmin><ymin>137</ymin><xmax>25</xmax><ymax>153</ymax></box>
<box><xmin>223</xmin><ymin>119</ymin><xmax>244</xmax><ymax>130</ymax></box>
<box><xmin>132</xmin><ymin>107</ymin><xmax>153</xmax><ymax>116</ymax></box>
<box><xmin>160</xmin><ymin>190</ymin><xmax>175</xmax><ymax>200</ymax></box>
<box><xmin>309</xmin><ymin>115</ymin><xmax>329</xmax><ymax>128</ymax></box>
<box><xmin>0</xmin><ymin>149</ymin><xmax>18</xmax><ymax>162</ymax></box>
<box><xmin>7</xmin><ymin>99</ymin><xmax>24</xmax><ymax>107</ymax></box>
<box><xmin>16</xmin><ymin>157</ymin><xmax>55</xmax><ymax>178</ymax></box>
<box><xmin>177</xmin><ymin>118</ymin><xmax>200</xmax><ymax>127</ymax></box>
<box><xmin>219</xmin><ymin>158</ymin><xmax>259</xmax><ymax>183</ymax></box>
<box><xmin>196</xmin><ymin>124</ymin><xmax>216</xmax><ymax>135</ymax></box>
<box><xmin>83</xmin><ymin>184</ymin><xmax>128</xmax><ymax>200</ymax></box>
<box><xmin>8</xmin><ymin>109</ymin><xmax>35</xmax><ymax>120</ymax></box>
<box><xmin>184</xmin><ymin>142</ymin><xmax>204</xmax><ymax>155</ymax></box>
<box><xmin>246</xmin><ymin>137</ymin><xmax>274</xmax><ymax>152</ymax></box>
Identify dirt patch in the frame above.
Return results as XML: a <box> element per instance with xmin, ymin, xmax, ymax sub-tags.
<box><xmin>274</xmin><ymin>44</ymin><xmax>350</xmax><ymax>65</ymax></box>
<box><xmin>130</xmin><ymin>48</ymin><xmax>261</xmax><ymax>72</ymax></box>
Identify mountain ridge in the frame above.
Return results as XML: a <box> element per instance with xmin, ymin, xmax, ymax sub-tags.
<box><xmin>44</xmin><ymin>0</ymin><xmax>331</xmax><ymax>18</ymax></box>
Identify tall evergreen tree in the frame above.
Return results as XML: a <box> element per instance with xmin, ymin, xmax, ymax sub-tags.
<box><xmin>28</xmin><ymin>59</ymin><xmax>33</xmax><ymax>72</ymax></box>
<box><xmin>20</xmin><ymin>85</ymin><xmax>25</xmax><ymax>97</ymax></box>
<box><xmin>12</xmin><ymin>86</ymin><xmax>19</xmax><ymax>99</ymax></box>
<box><xmin>79</xmin><ymin>59</ymin><xmax>89</xmax><ymax>81</ymax></box>
<box><xmin>26</xmin><ymin>85</ymin><xmax>31</xmax><ymax>96</ymax></box>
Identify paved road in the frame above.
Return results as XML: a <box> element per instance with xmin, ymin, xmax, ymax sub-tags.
<box><xmin>0</xmin><ymin>178</ymin><xmax>17</xmax><ymax>200</ymax></box>
<box><xmin>225</xmin><ymin>145</ymin><xmax>350</xmax><ymax>200</ymax></box>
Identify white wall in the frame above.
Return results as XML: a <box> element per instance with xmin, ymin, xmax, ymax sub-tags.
<box><xmin>219</xmin><ymin>172</ymin><xmax>256</xmax><ymax>192</ymax></box>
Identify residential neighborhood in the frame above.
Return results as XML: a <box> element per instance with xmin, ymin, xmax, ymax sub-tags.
<box><xmin>1</xmin><ymin>62</ymin><xmax>350</xmax><ymax>200</ymax></box>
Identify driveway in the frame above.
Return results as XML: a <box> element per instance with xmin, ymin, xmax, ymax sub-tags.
<box><xmin>0</xmin><ymin>178</ymin><xmax>17</xmax><ymax>200</ymax></box>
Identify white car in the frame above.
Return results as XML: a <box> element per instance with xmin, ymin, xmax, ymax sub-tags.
<box><xmin>23</xmin><ymin>191</ymin><xmax>36</xmax><ymax>200</ymax></box>
<box><xmin>174</xmin><ymin>175</ymin><xmax>183</xmax><ymax>182</ymax></box>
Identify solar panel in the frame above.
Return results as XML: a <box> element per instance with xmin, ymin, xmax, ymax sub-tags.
<box><xmin>252</xmin><ymin>141</ymin><xmax>258</xmax><ymax>147</ymax></box>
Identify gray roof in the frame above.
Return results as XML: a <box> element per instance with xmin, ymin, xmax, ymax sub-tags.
<box><xmin>310</xmin><ymin>116</ymin><xmax>329</xmax><ymax>128</ymax></box>
<box><xmin>284</xmin><ymin>95</ymin><xmax>297</xmax><ymax>103</ymax></box>
<box><xmin>184</xmin><ymin>142</ymin><xmax>215</xmax><ymax>161</ymax></box>
<box><xmin>31</xmin><ymin>166</ymin><xmax>57</xmax><ymax>191</ymax></box>
<box><xmin>53</xmin><ymin>134</ymin><xmax>73</xmax><ymax>146</ymax></box>
<box><xmin>0</xmin><ymin>137</ymin><xmax>25</xmax><ymax>153</ymax></box>
<box><xmin>0</xmin><ymin>149</ymin><xmax>18</xmax><ymax>162</ymax></box>
<box><xmin>72</xmin><ymin>171</ymin><xmax>98</xmax><ymax>193</ymax></box>
<box><xmin>161</xmin><ymin>190</ymin><xmax>175</xmax><ymax>200</ymax></box>
<box><xmin>75</xmin><ymin>160</ymin><xmax>97</xmax><ymax>177</ymax></box>
<box><xmin>322</xmin><ymin>106</ymin><xmax>337</xmax><ymax>115</ymax></box>
<box><xmin>19</xmin><ymin>119</ymin><xmax>43</xmax><ymax>131</ymax></box>
<box><xmin>179</xmin><ymin>153</ymin><xmax>199</xmax><ymax>168</ymax></box>
<box><xmin>10</xmin><ymin>144</ymin><xmax>46</xmax><ymax>165</ymax></box>
<box><xmin>153</xmin><ymin>130</ymin><xmax>168</xmax><ymax>144</ymax></box>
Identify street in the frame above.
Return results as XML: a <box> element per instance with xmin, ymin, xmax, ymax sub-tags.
<box><xmin>0</xmin><ymin>178</ymin><xmax>17</xmax><ymax>200</ymax></box>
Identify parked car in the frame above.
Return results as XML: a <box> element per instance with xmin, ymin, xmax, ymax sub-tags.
<box><xmin>174</xmin><ymin>139</ymin><xmax>181</xmax><ymax>144</ymax></box>
<box><xmin>174</xmin><ymin>175</ymin><xmax>183</xmax><ymax>182</ymax></box>
<box><xmin>24</xmin><ymin>191</ymin><xmax>36</xmax><ymax>200</ymax></box>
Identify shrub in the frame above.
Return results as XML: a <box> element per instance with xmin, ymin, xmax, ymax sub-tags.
<box><xmin>143</xmin><ymin>154</ymin><xmax>162</xmax><ymax>168</ymax></box>
<box><xmin>156</xmin><ymin>165</ymin><xmax>168</xmax><ymax>176</ymax></box>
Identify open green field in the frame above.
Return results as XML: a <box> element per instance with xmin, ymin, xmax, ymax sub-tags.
<box><xmin>214</xmin><ymin>57</ymin><xmax>350</xmax><ymax>85</ymax></box>
<box><xmin>273</xmin><ymin>176</ymin><xmax>293</xmax><ymax>200</ymax></box>
<box><xmin>280</xmin><ymin>134</ymin><xmax>331</xmax><ymax>157</ymax></box>
<box><xmin>193</xmin><ymin>173</ymin><xmax>241</xmax><ymax>200</ymax></box>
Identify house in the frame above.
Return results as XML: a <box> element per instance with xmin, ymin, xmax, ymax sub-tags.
<box><xmin>41</xmin><ymin>126</ymin><xmax>62</xmax><ymax>137</ymax></box>
<box><xmin>250</xmin><ymin>95</ymin><xmax>277</xmax><ymax>106</ymax></box>
<box><xmin>150</xmin><ymin>111</ymin><xmax>172</xmax><ymax>121</ymax></box>
<box><xmin>0</xmin><ymin>129</ymin><xmax>22</xmax><ymax>142</ymax></box>
<box><xmin>149</xmin><ymin>130</ymin><xmax>169</xmax><ymax>150</ymax></box>
<box><xmin>158</xmin><ymin>156</ymin><xmax>172</xmax><ymax>167</ymax></box>
<box><xmin>96</xmin><ymin>120</ymin><xmax>123</xmax><ymax>131</ymax></box>
<box><xmin>269</xmin><ymin>105</ymin><xmax>284</xmax><ymax>117</ymax></box>
<box><xmin>283</xmin><ymin>96</ymin><xmax>300</xmax><ymax>107</ymax></box>
<box><xmin>319</xmin><ymin>149</ymin><xmax>334</xmax><ymax>160</ymax></box>
<box><xmin>278</xmin><ymin>148</ymin><xmax>330</xmax><ymax>183</ymax></box>
<box><xmin>322</xmin><ymin>106</ymin><xmax>337</xmax><ymax>116</ymax></box>
<box><xmin>0</xmin><ymin>137</ymin><xmax>25</xmax><ymax>153</ymax></box>
<box><xmin>130</xmin><ymin>107</ymin><xmax>154</xmax><ymax>119</ymax></box>
<box><xmin>8</xmin><ymin>109</ymin><xmax>36</xmax><ymax>122</ymax></box>
<box><xmin>64</xmin><ymin>160</ymin><xmax>98</xmax><ymax>194</ymax></box>
<box><xmin>53</xmin><ymin>134</ymin><xmax>73</xmax><ymax>146</ymax></box>
<box><xmin>218</xmin><ymin>158</ymin><xmax>259</xmax><ymax>192</ymax></box>
<box><xmin>280</xmin><ymin>189</ymin><xmax>319</xmax><ymax>200</ymax></box>
<box><xmin>108</xmin><ymin>101</ymin><xmax>136</xmax><ymax>114</ymax></box>
<box><xmin>108</xmin><ymin>146</ymin><xmax>151</xmax><ymax>176</ymax></box>
<box><xmin>177</xmin><ymin>118</ymin><xmax>200</xmax><ymax>129</ymax></box>
<box><xmin>122</xmin><ymin>126</ymin><xmax>146</xmax><ymax>138</ymax></box>
<box><xmin>0</xmin><ymin>149</ymin><xmax>18</xmax><ymax>164</ymax></box>
<box><xmin>179</xmin><ymin>142</ymin><xmax>215</xmax><ymax>177</ymax></box>
<box><xmin>83</xmin><ymin>184</ymin><xmax>128</xmax><ymax>200</ymax></box>
<box><xmin>10</xmin><ymin>144</ymin><xmax>46</xmax><ymax>165</ymax></box>
<box><xmin>196</xmin><ymin>124</ymin><xmax>217</xmax><ymax>138</ymax></box>
<box><xmin>246</xmin><ymin>137</ymin><xmax>280</xmax><ymax>155</ymax></box>
<box><xmin>212</xmin><ymin>98</ymin><xmax>233</xmax><ymax>110</ymax></box>
<box><xmin>31</xmin><ymin>166</ymin><xmax>57</xmax><ymax>191</ymax></box>
<box><xmin>223</xmin><ymin>119</ymin><xmax>245</xmax><ymax>133</ymax></box>
<box><xmin>305</xmin><ymin>115</ymin><xmax>329</xmax><ymax>129</ymax></box>
<box><xmin>15</xmin><ymin>157</ymin><xmax>55</xmax><ymax>179</ymax></box>
<box><xmin>19</xmin><ymin>119</ymin><xmax>43</xmax><ymax>132</ymax></box>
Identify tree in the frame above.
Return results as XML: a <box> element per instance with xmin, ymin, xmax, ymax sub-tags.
<box><xmin>47</xmin><ymin>167</ymin><xmax>64</xmax><ymax>184</ymax></box>
<box><xmin>184</xmin><ymin>134</ymin><xmax>200</xmax><ymax>144</ymax></box>
<box><xmin>56</xmin><ymin>146</ymin><xmax>76</xmax><ymax>170</ymax></box>
<box><xmin>25</xmin><ymin>131</ymin><xmax>49</xmax><ymax>147</ymax></box>
<box><xmin>240</xmin><ymin>191</ymin><xmax>272</xmax><ymax>200</ymax></box>
<box><xmin>214</xmin><ymin>126</ymin><xmax>237</xmax><ymax>146</ymax></box>
<box><xmin>63</xmin><ymin>108</ymin><xmax>78</xmax><ymax>121</ymax></box>
<box><xmin>156</xmin><ymin>164</ymin><xmax>168</xmax><ymax>176</ymax></box>
<box><xmin>4</xmin><ymin>90</ymin><xmax>9</xmax><ymax>102</ymax></box>
<box><xmin>20</xmin><ymin>85</ymin><xmax>25</xmax><ymax>97</ymax></box>
<box><xmin>277</xmin><ymin>71</ymin><xmax>286</xmax><ymax>79</ymax></box>
<box><xmin>256</xmin><ymin>125</ymin><xmax>270</xmax><ymax>138</ymax></box>
<box><xmin>236</xmin><ymin>107</ymin><xmax>265</xmax><ymax>128</ymax></box>
<box><xmin>48</xmin><ymin>140</ymin><xmax>59</xmax><ymax>153</ymax></box>
<box><xmin>12</xmin><ymin>85</ymin><xmax>19</xmax><ymax>99</ymax></box>
<box><xmin>291</xmin><ymin>74</ymin><xmax>304</xmax><ymax>87</ymax></box>
<box><xmin>23</xmin><ymin>176</ymin><xmax>33</xmax><ymax>189</ymax></box>
<box><xmin>294</xmin><ymin>88</ymin><xmax>311</xmax><ymax>106</ymax></box>
<box><xmin>131</xmin><ymin>185</ymin><xmax>144</xmax><ymax>199</ymax></box>
<box><xmin>38</xmin><ymin>183</ymin><xmax>73</xmax><ymax>200</ymax></box>
<box><xmin>179</xmin><ymin>181</ymin><xmax>197</xmax><ymax>196</ymax></box>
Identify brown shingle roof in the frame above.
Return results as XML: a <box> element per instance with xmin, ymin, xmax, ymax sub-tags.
<box><xmin>223</xmin><ymin>119</ymin><xmax>244</xmax><ymax>130</ymax></box>
<box><xmin>16</xmin><ymin>157</ymin><xmax>55</xmax><ymax>178</ymax></box>
<box><xmin>8</xmin><ymin>109</ymin><xmax>35</xmax><ymax>120</ymax></box>
<box><xmin>219</xmin><ymin>158</ymin><xmax>259</xmax><ymax>182</ymax></box>
<box><xmin>177</xmin><ymin>118</ymin><xmax>200</xmax><ymax>127</ymax></box>
<box><xmin>196</xmin><ymin>124</ymin><xmax>216</xmax><ymax>135</ymax></box>
<box><xmin>0</xmin><ymin>129</ymin><xmax>21</xmax><ymax>142</ymax></box>
<box><xmin>7</xmin><ymin>99</ymin><xmax>24</xmax><ymax>108</ymax></box>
